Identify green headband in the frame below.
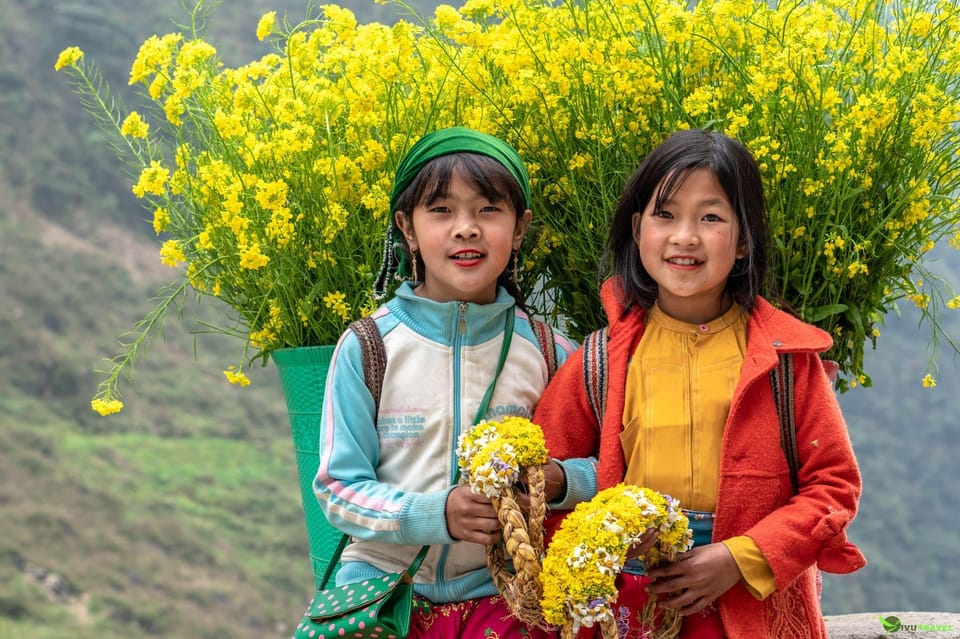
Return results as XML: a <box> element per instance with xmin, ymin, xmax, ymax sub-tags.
<box><xmin>388</xmin><ymin>127</ymin><xmax>531</xmax><ymax>214</ymax></box>
<box><xmin>374</xmin><ymin>127</ymin><xmax>531</xmax><ymax>297</ymax></box>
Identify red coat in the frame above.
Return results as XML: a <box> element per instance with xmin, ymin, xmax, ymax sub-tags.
<box><xmin>534</xmin><ymin>278</ymin><xmax>866</xmax><ymax>639</ymax></box>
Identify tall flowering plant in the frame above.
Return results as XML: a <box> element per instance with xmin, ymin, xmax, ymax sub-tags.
<box><xmin>55</xmin><ymin>4</ymin><xmax>485</xmax><ymax>414</ymax></box>
<box><xmin>410</xmin><ymin>0</ymin><xmax>960</xmax><ymax>390</ymax></box>
<box><xmin>57</xmin><ymin>0</ymin><xmax>960</xmax><ymax>413</ymax></box>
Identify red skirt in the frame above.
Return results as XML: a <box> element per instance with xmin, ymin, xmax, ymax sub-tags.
<box><xmin>409</xmin><ymin>594</ymin><xmax>559</xmax><ymax>638</ymax></box>
<box><xmin>576</xmin><ymin>573</ymin><xmax>725</xmax><ymax>639</ymax></box>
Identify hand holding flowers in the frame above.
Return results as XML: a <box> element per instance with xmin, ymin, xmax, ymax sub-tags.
<box><xmin>456</xmin><ymin>416</ymin><xmax>550</xmax><ymax>627</ymax></box>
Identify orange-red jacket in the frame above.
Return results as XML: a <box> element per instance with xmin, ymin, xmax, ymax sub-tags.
<box><xmin>534</xmin><ymin>278</ymin><xmax>866</xmax><ymax>639</ymax></box>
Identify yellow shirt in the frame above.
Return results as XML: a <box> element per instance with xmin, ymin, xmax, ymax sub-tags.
<box><xmin>620</xmin><ymin>304</ymin><xmax>775</xmax><ymax>599</ymax></box>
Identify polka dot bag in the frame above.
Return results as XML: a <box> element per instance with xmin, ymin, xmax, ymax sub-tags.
<box><xmin>292</xmin><ymin>538</ymin><xmax>429</xmax><ymax>639</ymax></box>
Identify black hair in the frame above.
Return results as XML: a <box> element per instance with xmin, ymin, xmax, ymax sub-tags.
<box><xmin>392</xmin><ymin>152</ymin><xmax>529</xmax><ymax>309</ymax></box>
<box><xmin>602</xmin><ymin>129</ymin><xmax>769</xmax><ymax>315</ymax></box>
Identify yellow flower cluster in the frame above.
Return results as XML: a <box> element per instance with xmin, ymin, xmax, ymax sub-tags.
<box><xmin>456</xmin><ymin>416</ymin><xmax>549</xmax><ymax>498</ymax></box>
<box><xmin>56</xmin><ymin>0</ymin><xmax>960</xmax><ymax>411</ymax></box>
<box><xmin>223</xmin><ymin>366</ymin><xmax>251</xmax><ymax>387</ymax></box>
<box><xmin>385</xmin><ymin>0</ymin><xmax>960</xmax><ymax>390</ymax></box>
<box><xmin>90</xmin><ymin>398</ymin><xmax>123</xmax><ymax>416</ymax></box>
<box><xmin>540</xmin><ymin>484</ymin><xmax>693</xmax><ymax>632</ymax></box>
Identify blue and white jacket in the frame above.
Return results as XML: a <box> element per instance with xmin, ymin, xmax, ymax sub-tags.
<box><xmin>314</xmin><ymin>282</ymin><xmax>593</xmax><ymax>603</ymax></box>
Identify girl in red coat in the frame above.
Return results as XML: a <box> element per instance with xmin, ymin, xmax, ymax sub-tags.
<box><xmin>536</xmin><ymin>129</ymin><xmax>865</xmax><ymax>639</ymax></box>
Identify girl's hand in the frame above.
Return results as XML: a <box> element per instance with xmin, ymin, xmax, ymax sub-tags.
<box><xmin>625</xmin><ymin>527</ymin><xmax>660</xmax><ymax>560</ymax></box>
<box><xmin>644</xmin><ymin>543</ymin><xmax>741</xmax><ymax>615</ymax></box>
<box><xmin>444</xmin><ymin>485</ymin><xmax>502</xmax><ymax>545</ymax></box>
<box><xmin>542</xmin><ymin>459</ymin><xmax>567</xmax><ymax>502</ymax></box>
<box><xmin>515</xmin><ymin>460</ymin><xmax>566</xmax><ymax>513</ymax></box>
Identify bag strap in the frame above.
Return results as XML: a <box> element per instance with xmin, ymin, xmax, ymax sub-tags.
<box><xmin>582</xmin><ymin>326</ymin><xmax>609</xmax><ymax>427</ymax></box>
<box><xmin>531</xmin><ymin>319</ymin><xmax>557</xmax><ymax>381</ymax></box>
<box><xmin>319</xmin><ymin>535</ymin><xmax>430</xmax><ymax>589</ymax></box>
<box><xmin>472</xmin><ymin>310</ymin><xmax>515</xmax><ymax>425</ymax></box>
<box><xmin>769</xmin><ymin>352</ymin><xmax>800</xmax><ymax>494</ymax></box>
<box><xmin>348</xmin><ymin>317</ymin><xmax>388</xmax><ymax>415</ymax></box>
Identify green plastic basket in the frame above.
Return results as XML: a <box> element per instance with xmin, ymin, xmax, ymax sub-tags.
<box><xmin>271</xmin><ymin>345</ymin><xmax>341</xmax><ymax>588</ymax></box>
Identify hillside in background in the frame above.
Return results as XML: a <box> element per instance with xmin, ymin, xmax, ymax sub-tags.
<box><xmin>1</xmin><ymin>1</ymin><xmax>958</xmax><ymax>637</ymax></box>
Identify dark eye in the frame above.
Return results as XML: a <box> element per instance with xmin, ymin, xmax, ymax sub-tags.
<box><xmin>652</xmin><ymin>209</ymin><xmax>673</xmax><ymax>219</ymax></box>
<box><xmin>703</xmin><ymin>213</ymin><xmax>724</xmax><ymax>222</ymax></box>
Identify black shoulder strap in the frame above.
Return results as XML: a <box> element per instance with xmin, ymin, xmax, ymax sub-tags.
<box><xmin>348</xmin><ymin>317</ymin><xmax>387</xmax><ymax>414</ymax></box>
<box><xmin>770</xmin><ymin>353</ymin><xmax>800</xmax><ymax>494</ymax></box>
<box><xmin>531</xmin><ymin>319</ymin><xmax>558</xmax><ymax>381</ymax></box>
<box><xmin>582</xmin><ymin>326</ymin><xmax>609</xmax><ymax>426</ymax></box>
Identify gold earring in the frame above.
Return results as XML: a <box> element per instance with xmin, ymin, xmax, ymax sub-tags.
<box><xmin>512</xmin><ymin>250</ymin><xmax>519</xmax><ymax>284</ymax></box>
<box><xmin>411</xmin><ymin>250</ymin><xmax>419</xmax><ymax>284</ymax></box>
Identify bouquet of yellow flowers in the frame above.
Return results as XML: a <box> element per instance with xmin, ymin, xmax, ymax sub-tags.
<box><xmin>540</xmin><ymin>484</ymin><xmax>694</xmax><ymax>639</ymax></box>
<box><xmin>457</xmin><ymin>416</ymin><xmax>550</xmax><ymax>627</ymax></box>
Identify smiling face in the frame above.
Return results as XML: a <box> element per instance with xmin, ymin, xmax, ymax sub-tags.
<box><xmin>632</xmin><ymin>167</ymin><xmax>746</xmax><ymax>324</ymax></box>
<box><xmin>396</xmin><ymin>171</ymin><xmax>530</xmax><ymax>304</ymax></box>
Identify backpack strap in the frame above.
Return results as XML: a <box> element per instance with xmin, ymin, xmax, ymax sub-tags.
<box><xmin>582</xmin><ymin>326</ymin><xmax>609</xmax><ymax>427</ymax></box>
<box><xmin>769</xmin><ymin>353</ymin><xmax>800</xmax><ymax>494</ymax></box>
<box><xmin>531</xmin><ymin>319</ymin><xmax>558</xmax><ymax>381</ymax></box>
<box><xmin>348</xmin><ymin>317</ymin><xmax>387</xmax><ymax>415</ymax></box>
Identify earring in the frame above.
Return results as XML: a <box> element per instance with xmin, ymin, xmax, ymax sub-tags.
<box><xmin>511</xmin><ymin>250</ymin><xmax>519</xmax><ymax>284</ymax></box>
<box><xmin>411</xmin><ymin>250</ymin><xmax>419</xmax><ymax>284</ymax></box>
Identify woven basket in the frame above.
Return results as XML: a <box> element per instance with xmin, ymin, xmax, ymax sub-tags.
<box><xmin>271</xmin><ymin>345</ymin><xmax>341</xmax><ymax>589</ymax></box>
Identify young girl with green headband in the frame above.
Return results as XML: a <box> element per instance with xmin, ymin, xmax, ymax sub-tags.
<box><xmin>313</xmin><ymin>127</ymin><xmax>584</xmax><ymax>637</ymax></box>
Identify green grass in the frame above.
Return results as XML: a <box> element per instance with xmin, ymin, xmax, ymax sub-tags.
<box><xmin>0</xmin><ymin>420</ymin><xmax>314</xmax><ymax>639</ymax></box>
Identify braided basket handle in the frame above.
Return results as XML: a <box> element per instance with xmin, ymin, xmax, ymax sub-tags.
<box><xmin>486</xmin><ymin>465</ymin><xmax>548</xmax><ymax>628</ymax></box>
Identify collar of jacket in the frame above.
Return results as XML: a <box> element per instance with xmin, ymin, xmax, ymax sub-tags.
<box><xmin>599</xmin><ymin>277</ymin><xmax>833</xmax><ymax>358</ymax></box>
<box><xmin>387</xmin><ymin>281</ymin><xmax>517</xmax><ymax>345</ymax></box>
<box><xmin>600</xmin><ymin>277</ymin><xmax>833</xmax><ymax>404</ymax></box>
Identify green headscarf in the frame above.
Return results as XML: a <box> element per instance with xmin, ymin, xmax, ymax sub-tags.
<box><xmin>375</xmin><ymin>127</ymin><xmax>531</xmax><ymax>297</ymax></box>
<box><xmin>388</xmin><ymin>127</ymin><xmax>531</xmax><ymax>213</ymax></box>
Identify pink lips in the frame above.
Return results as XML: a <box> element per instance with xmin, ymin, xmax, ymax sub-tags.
<box><xmin>451</xmin><ymin>250</ymin><xmax>484</xmax><ymax>267</ymax></box>
<box><xmin>665</xmin><ymin>256</ymin><xmax>702</xmax><ymax>269</ymax></box>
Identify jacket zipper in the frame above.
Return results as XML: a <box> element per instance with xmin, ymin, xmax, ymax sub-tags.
<box><xmin>437</xmin><ymin>301</ymin><xmax>469</xmax><ymax>588</ymax></box>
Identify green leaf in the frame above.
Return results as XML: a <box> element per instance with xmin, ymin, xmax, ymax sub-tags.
<box><xmin>807</xmin><ymin>303</ymin><xmax>848</xmax><ymax>323</ymax></box>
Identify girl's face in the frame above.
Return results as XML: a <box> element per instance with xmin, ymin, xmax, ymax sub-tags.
<box><xmin>632</xmin><ymin>167</ymin><xmax>746</xmax><ymax>324</ymax></box>
<box><xmin>396</xmin><ymin>172</ymin><xmax>530</xmax><ymax>304</ymax></box>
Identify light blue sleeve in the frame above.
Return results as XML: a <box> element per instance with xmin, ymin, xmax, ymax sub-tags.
<box><xmin>313</xmin><ymin>328</ymin><xmax>456</xmax><ymax>546</ymax></box>
<box><xmin>551</xmin><ymin>457</ymin><xmax>598</xmax><ymax>510</ymax></box>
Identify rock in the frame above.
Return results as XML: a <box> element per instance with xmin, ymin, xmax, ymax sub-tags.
<box><xmin>826</xmin><ymin>611</ymin><xmax>960</xmax><ymax>638</ymax></box>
